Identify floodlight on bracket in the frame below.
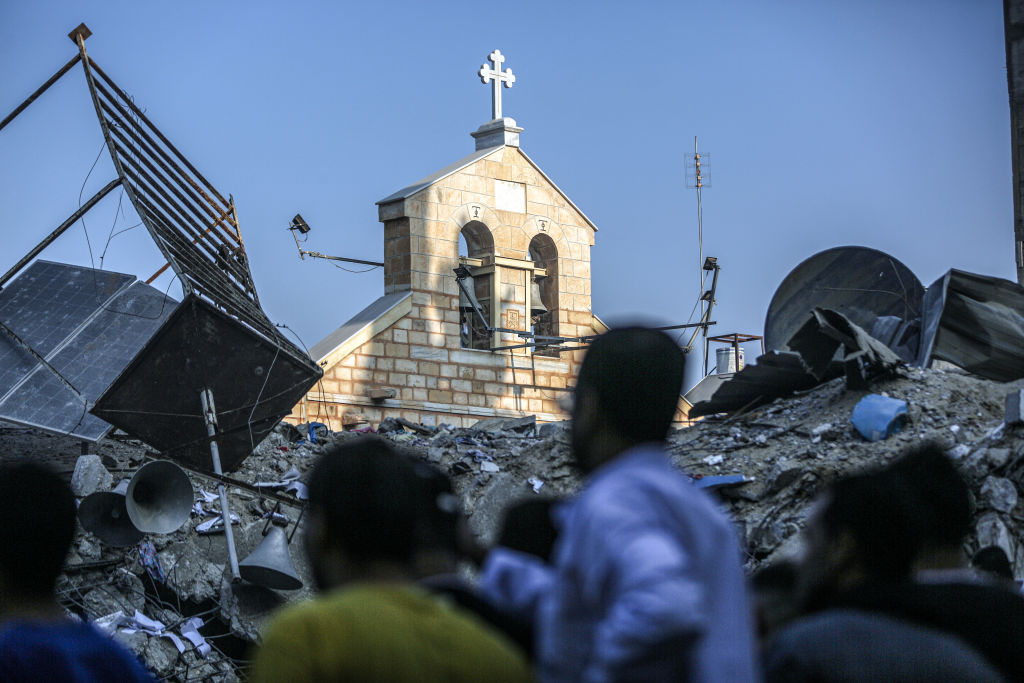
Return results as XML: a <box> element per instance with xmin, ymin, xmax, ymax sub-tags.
<box><xmin>286</xmin><ymin>213</ymin><xmax>383</xmax><ymax>268</ymax></box>
<box><xmin>682</xmin><ymin>256</ymin><xmax>721</xmax><ymax>377</ymax></box>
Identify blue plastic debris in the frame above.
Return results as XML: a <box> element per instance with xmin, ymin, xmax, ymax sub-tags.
<box><xmin>307</xmin><ymin>422</ymin><xmax>328</xmax><ymax>443</ymax></box>
<box><xmin>851</xmin><ymin>394</ymin><xmax>907</xmax><ymax>441</ymax></box>
<box><xmin>693</xmin><ymin>474</ymin><xmax>750</xmax><ymax>490</ymax></box>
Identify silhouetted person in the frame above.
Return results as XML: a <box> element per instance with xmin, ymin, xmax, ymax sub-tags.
<box><xmin>496</xmin><ymin>497</ymin><xmax>560</xmax><ymax>565</ymax></box>
<box><xmin>765</xmin><ymin>451</ymin><xmax>1013</xmax><ymax>682</ymax></box>
<box><xmin>482</xmin><ymin>327</ymin><xmax>758</xmax><ymax>682</ymax></box>
<box><xmin>477</xmin><ymin>497</ymin><xmax>562</xmax><ymax>657</ymax></box>
<box><xmin>409</xmin><ymin>460</ymin><xmax>533</xmax><ymax>657</ymax></box>
<box><xmin>0</xmin><ymin>461</ymin><xmax>154</xmax><ymax>682</ymax></box>
<box><xmin>889</xmin><ymin>441</ymin><xmax>974</xmax><ymax>577</ymax></box>
<box><xmin>250</xmin><ymin>438</ymin><xmax>530</xmax><ymax>683</ymax></box>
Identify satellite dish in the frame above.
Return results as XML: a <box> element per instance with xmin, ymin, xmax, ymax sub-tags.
<box><xmin>764</xmin><ymin>246</ymin><xmax>924</xmax><ymax>352</ymax></box>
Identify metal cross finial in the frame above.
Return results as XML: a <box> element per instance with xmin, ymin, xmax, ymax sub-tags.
<box><xmin>479</xmin><ymin>49</ymin><xmax>515</xmax><ymax>120</ymax></box>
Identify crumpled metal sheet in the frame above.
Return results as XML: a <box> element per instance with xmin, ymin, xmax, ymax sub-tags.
<box><xmin>916</xmin><ymin>269</ymin><xmax>1024</xmax><ymax>381</ymax></box>
<box><xmin>690</xmin><ymin>308</ymin><xmax>902</xmax><ymax>418</ymax></box>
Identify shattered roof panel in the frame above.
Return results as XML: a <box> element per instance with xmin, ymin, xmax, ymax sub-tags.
<box><xmin>689</xmin><ymin>351</ymin><xmax>820</xmax><ymax>418</ymax></box>
<box><xmin>309</xmin><ymin>291</ymin><xmax>411</xmax><ymax>361</ymax></box>
<box><xmin>376</xmin><ymin>146</ymin><xmax>503</xmax><ymax>205</ymax></box>
<box><xmin>683</xmin><ymin>373</ymin><xmax>731</xmax><ymax>407</ymax></box>
<box><xmin>917</xmin><ymin>269</ymin><xmax>1024</xmax><ymax>381</ymax></box>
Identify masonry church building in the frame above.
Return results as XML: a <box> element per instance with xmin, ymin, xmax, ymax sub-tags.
<box><xmin>288</xmin><ymin>50</ymin><xmax>607</xmax><ymax>429</ymax></box>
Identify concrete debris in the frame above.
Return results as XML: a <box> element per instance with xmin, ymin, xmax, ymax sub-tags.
<box><xmin>70</xmin><ymin>454</ymin><xmax>113</xmax><ymax>497</ymax></box>
<box><xmin>980</xmin><ymin>476</ymin><xmax>1019</xmax><ymax>513</ymax></box>
<box><xmin>472</xmin><ymin>414</ymin><xmax>537</xmax><ymax>434</ymax></box>
<box><xmin>1007</xmin><ymin>389</ymin><xmax>1024</xmax><ymax>425</ymax></box>
<box><xmin>161</xmin><ymin>541</ymin><xmax>226</xmax><ymax>603</ymax></box>
<box><xmin>6</xmin><ymin>360</ymin><xmax>1024</xmax><ymax>679</ymax></box>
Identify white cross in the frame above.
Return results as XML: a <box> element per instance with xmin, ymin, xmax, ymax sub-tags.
<box><xmin>479</xmin><ymin>49</ymin><xmax>515</xmax><ymax>120</ymax></box>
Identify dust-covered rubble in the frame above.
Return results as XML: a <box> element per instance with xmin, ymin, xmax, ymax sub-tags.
<box><xmin>5</xmin><ymin>361</ymin><xmax>1024</xmax><ymax>679</ymax></box>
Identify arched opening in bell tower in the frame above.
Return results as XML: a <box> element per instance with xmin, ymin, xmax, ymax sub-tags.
<box><xmin>458</xmin><ymin>221</ymin><xmax>494</xmax><ymax>350</ymax></box>
<box><xmin>528</xmin><ymin>234</ymin><xmax>558</xmax><ymax>356</ymax></box>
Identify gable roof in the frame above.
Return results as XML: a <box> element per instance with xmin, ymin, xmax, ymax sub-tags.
<box><xmin>310</xmin><ymin>292</ymin><xmax>411</xmax><ymax>367</ymax></box>
<box><xmin>376</xmin><ymin>145</ymin><xmax>598</xmax><ymax>232</ymax></box>
<box><xmin>376</xmin><ymin>146</ymin><xmax>503</xmax><ymax>206</ymax></box>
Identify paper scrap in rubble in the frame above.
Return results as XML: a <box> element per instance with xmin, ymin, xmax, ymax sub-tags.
<box><xmin>195</xmin><ymin>512</ymin><xmax>241</xmax><ymax>534</ymax></box>
<box><xmin>254</xmin><ymin>477</ymin><xmax>308</xmax><ymax>500</ymax></box>
<box><xmin>527</xmin><ymin>476</ymin><xmax>544</xmax><ymax>493</ymax></box>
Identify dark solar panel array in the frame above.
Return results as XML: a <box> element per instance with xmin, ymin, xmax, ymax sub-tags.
<box><xmin>0</xmin><ymin>261</ymin><xmax>177</xmax><ymax>440</ymax></box>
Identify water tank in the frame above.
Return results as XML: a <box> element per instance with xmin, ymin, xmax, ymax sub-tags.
<box><xmin>716</xmin><ymin>346</ymin><xmax>745</xmax><ymax>375</ymax></box>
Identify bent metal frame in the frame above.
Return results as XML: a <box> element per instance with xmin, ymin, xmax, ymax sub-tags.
<box><xmin>0</xmin><ymin>24</ymin><xmax>322</xmax><ymax>581</ymax></box>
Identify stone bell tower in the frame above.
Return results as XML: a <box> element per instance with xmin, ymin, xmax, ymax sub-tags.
<box><xmin>294</xmin><ymin>49</ymin><xmax>602</xmax><ymax>429</ymax></box>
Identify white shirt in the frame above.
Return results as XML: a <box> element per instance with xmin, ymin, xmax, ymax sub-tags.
<box><xmin>482</xmin><ymin>443</ymin><xmax>759</xmax><ymax>683</ymax></box>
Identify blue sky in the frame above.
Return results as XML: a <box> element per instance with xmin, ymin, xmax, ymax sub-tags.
<box><xmin>0</xmin><ymin>1</ymin><xmax>1011</xmax><ymax>385</ymax></box>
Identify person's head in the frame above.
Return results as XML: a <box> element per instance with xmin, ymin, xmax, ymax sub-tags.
<box><xmin>889</xmin><ymin>441</ymin><xmax>972</xmax><ymax>570</ymax></box>
<box><xmin>304</xmin><ymin>437</ymin><xmax>423</xmax><ymax>589</ymax></box>
<box><xmin>409</xmin><ymin>460</ymin><xmax>465</xmax><ymax>577</ymax></box>
<box><xmin>496</xmin><ymin>497</ymin><xmax>560</xmax><ymax>564</ymax></box>
<box><xmin>571</xmin><ymin>327</ymin><xmax>685</xmax><ymax>472</ymax></box>
<box><xmin>972</xmin><ymin>545</ymin><xmax>1015</xmax><ymax>585</ymax></box>
<box><xmin>798</xmin><ymin>466</ymin><xmax>924</xmax><ymax>610</ymax></box>
<box><xmin>0</xmin><ymin>461</ymin><xmax>76</xmax><ymax>607</ymax></box>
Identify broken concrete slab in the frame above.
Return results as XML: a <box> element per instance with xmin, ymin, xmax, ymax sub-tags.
<box><xmin>472</xmin><ymin>414</ymin><xmax>537</xmax><ymax>434</ymax></box>
<box><xmin>980</xmin><ymin>476</ymin><xmax>1019</xmax><ymax>513</ymax></box>
<box><xmin>1007</xmin><ymin>389</ymin><xmax>1024</xmax><ymax>425</ymax></box>
<box><xmin>71</xmin><ymin>454</ymin><xmax>113</xmax><ymax>497</ymax></box>
<box><xmin>161</xmin><ymin>541</ymin><xmax>226</xmax><ymax>603</ymax></box>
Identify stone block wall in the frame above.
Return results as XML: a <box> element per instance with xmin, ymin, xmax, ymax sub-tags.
<box><xmin>287</xmin><ymin>302</ymin><xmax>586</xmax><ymax>428</ymax></box>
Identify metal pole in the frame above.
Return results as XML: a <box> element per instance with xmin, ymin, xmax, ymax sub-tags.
<box><xmin>200</xmin><ymin>388</ymin><xmax>241</xmax><ymax>581</ymax></box>
<box><xmin>0</xmin><ymin>53</ymin><xmax>81</xmax><ymax>134</ymax></box>
<box><xmin>0</xmin><ymin>177</ymin><xmax>122</xmax><ymax>289</ymax></box>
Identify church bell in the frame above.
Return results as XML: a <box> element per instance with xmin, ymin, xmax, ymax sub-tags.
<box><xmin>530</xmin><ymin>278</ymin><xmax>547</xmax><ymax>317</ymax></box>
<box><xmin>458</xmin><ymin>276</ymin><xmax>484</xmax><ymax>314</ymax></box>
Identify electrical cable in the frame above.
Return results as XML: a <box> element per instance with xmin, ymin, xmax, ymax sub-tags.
<box><xmin>276</xmin><ymin>322</ymin><xmax>333</xmax><ymax>431</ymax></box>
<box><xmin>245</xmin><ymin>336</ymin><xmax>280</xmax><ymax>457</ymax></box>
<box><xmin>77</xmin><ymin>140</ymin><xmax>108</xmax><ymax>271</ymax></box>
<box><xmin>330</xmin><ymin>261</ymin><xmax>380</xmax><ymax>274</ymax></box>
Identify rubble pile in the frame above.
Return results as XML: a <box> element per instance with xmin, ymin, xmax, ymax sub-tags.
<box><xmin>668</xmin><ymin>365</ymin><xmax>1024</xmax><ymax>572</ymax></box>
<box><xmin>3</xmin><ymin>360</ymin><xmax>1024</xmax><ymax>679</ymax></box>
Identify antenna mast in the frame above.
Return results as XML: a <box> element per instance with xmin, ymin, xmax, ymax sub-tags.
<box><xmin>686</xmin><ymin>136</ymin><xmax>712</xmax><ymax>375</ymax></box>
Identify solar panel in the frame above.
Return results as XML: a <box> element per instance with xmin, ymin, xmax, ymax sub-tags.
<box><xmin>0</xmin><ymin>261</ymin><xmax>177</xmax><ymax>440</ymax></box>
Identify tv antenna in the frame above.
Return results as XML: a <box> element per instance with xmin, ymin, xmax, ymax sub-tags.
<box><xmin>685</xmin><ymin>136</ymin><xmax>715</xmax><ymax>374</ymax></box>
